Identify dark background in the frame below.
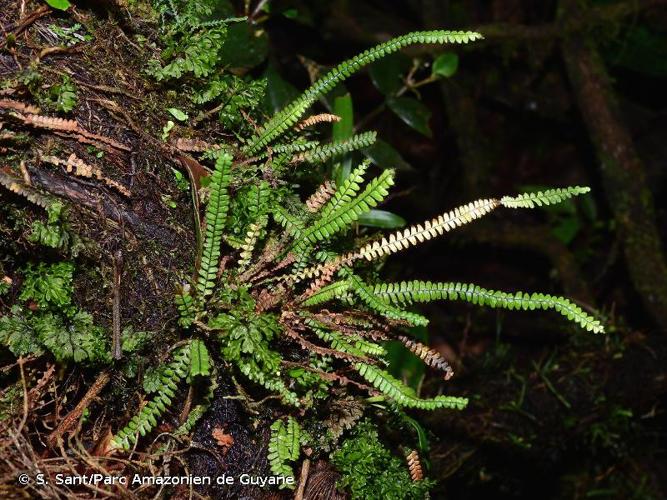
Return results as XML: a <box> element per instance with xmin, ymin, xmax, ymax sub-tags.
<box><xmin>262</xmin><ymin>1</ymin><xmax>667</xmax><ymax>498</ymax></box>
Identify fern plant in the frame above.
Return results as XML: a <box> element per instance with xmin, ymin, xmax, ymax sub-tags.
<box><xmin>99</xmin><ymin>29</ymin><xmax>605</xmax><ymax>494</ymax></box>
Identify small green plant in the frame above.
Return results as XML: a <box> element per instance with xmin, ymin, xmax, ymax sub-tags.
<box><xmin>48</xmin><ymin>75</ymin><xmax>77</xmax><ymax>113</ymax></box>
<box><xmin>268</xmin><ymin>417</ymin><xmax>302</xmax><ymax>487</ymax></box>
<box><xmin>332</xmin><ymin>420</ymin><xmax>434</xmax><ymax>499</ymax></box>
<box><xmin>0</xmin><ymin>263</ymin><xmax>146</xmax><ymax>363</ymax></box>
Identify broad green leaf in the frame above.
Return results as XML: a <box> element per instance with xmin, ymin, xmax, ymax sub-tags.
<box><xmin>219</xmin><ymin>23</ymin><xmax>268</xmax><ymax>69</ymax></box>
<box><xmin>44</xmin><ymin>0</ymin><xmax>71</xmax><ymax>10</ymax></box>
<box><xmin>432</xmin><ymin>53</ymin><xmax>459</xmax><ymax>78</ymax></box>
<box><xmin>190</xmin><ymin>339</ymin><xmax>211</xmax><ymax>377</ymax></box>
<box><xmin>332</xmin><ymin>93</ymin><xmax>354</xmax><ymax>185</ymax></box>
<box><xmin>168</xmin><ymin>108</ymin><xmax>188</xmax><ymax>122</ymax></box>
<box><xmin>363</xmin><ymin>138</ymin><xmax>412</xmax><ymax>171</ymax></box>
<box><xmin>263</xmin><ymin>66</ymin><xmax>299</xmax><ymax>113</ymax></box>
<box><xmin>368</xmin><ymin>52</ymin><xmax>410</xmax><ymax>95</ymax></box>
<box><xmin>358</xmin><ymin>209</ymin><xmax>406</xmax><ymax>229</ymax></box>
<box><xmin>387</xmin><ymin>97</ymin><xmax>432</xmax><ymax>137</ymax></box>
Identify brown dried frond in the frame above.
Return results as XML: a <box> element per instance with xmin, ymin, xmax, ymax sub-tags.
<box><xmin>320</xmin><ymin>397</ymin><xmax>364</xmax><ymax>451</ymax></box>
<box><xmin>398</xmin><ymin>335</ymin><xmax>454</xmax><ymax>380</ymax></box>
<box><xmin>406</xmin><ymin>450</ymin><xmax>424</xmax><ymax>481</ymax></box>
<box><xmin>19</xmin><ymin>113</ymin><xmax>130</xmax><ymax>151</ymax></box>
<box><xmin>0</xmin><ymin>170</ymin><xmax>54</xmax><ymax>208</ymax></box>
<box><xmin>173</xmin><ymin>137</ymin><xmax>219</xmax><ymax>153</ymax></box>
<box><xmin>211</xmin><ymin>426</ymin><xmax>234</xmax><ymax>452</ymax></box>
<box><xmin>296</xmin><ymin>113</ymin><xmax>341</xmax><ymax>131</ymax></box>
<box><xmin>299</xmin><ymin>259</ymin><xmax>340</xmax><ymax>302</ymax></box>
<box><xmin>0</xmin><ymin>99</ymin><xmax>40</xmax><ymax>114</ymax></box>
<box><xmin>41</xmin><ymin>154</ymin><xmax>130</xmax><ymax>196</ymax></box>
<box><xmin>22</xmin><ymin>113</ymin><xmax>78</xmax><ymax>132</ymax></box>
<box><xmin>255</xmin><ymin>285</ymin><xmax>285</xmax><ymax>312</ymax></box>
<box><xmin>281</xmin><ymin>326</ymin><xmax>369</xmax><ymax>364</ymax></box>
<box><xmin>305</xmin><ymin>180</ymin><xmax>336</xmax><ymax>213</ymax></box>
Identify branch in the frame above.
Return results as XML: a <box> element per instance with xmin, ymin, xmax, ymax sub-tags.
<box><xmin>475</xmin><ymin>0</ymin><xmax>667</xmax><ymax>42</ymax></box>
<box><xmin>560</xmin><ymin>0</ymin><xmax>667</xmax><ymax>330</ymax></box>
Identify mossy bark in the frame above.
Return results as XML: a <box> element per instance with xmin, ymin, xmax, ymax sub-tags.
<box><xmin>561</xmin><ymin>27</ymin><xmax>667</xmax><ymax>330</ymax></box>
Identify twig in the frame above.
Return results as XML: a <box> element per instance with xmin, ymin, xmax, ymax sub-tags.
<box><xmin>112</xmin><ymin>249</ymin><xmax>123</xmax><ymax>360</ymax></box>
<box><xmin>294</xmin><ymin>458</ymin><xmax>310</xmax><ymax>500</ymax></box>
<box><xmin>47</xmin><ymin>371</ymin><xmax>111</xmax><ymax>447</ymax></box>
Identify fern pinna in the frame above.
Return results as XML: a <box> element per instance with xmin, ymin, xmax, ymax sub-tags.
<box><xmin>105</xmin><ymin>29</ymin><xmax>604</xmax><ymax>490</ymax></box>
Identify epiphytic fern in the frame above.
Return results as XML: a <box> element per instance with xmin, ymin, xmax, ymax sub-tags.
<box><xmin>292</xmin><ymin>131</ymin><xmax>377</xmax><ymax>164</ymax></box>
<box><xmin>373</xmin><ymin>281</ymin><xmax>603</xmax><ymax>333</ymax></box>
<box><xmin>197</xmin><ymin>153</ymin><xmax>232</xmax><ymax>299</ymax></box>
<box><xmin>293</xmin><ymin>168</ymin><xmax>394</xmax><ymax>251</ymax></box>
<box><xmin>110</xmin><ymin>343</ymin><xmax>192</xmax><ymax>450</ymax></box>
<box><xmin>268</xmin><ymin>417</ymin><xmax>302</xmax><ymax>488</ymax></box>
<box><xmin>354</xmin><ymin>363</ymin><xmax>467</xmax><ymax>410</ymax></box>
<box><xmin>305</xmin><ymin>180</ymin><xmax>337</xmax><ymax>213</ymax></box>
<box><xmin>406</xmin><ymin>450</ymin><xmax>424</xmax><ymax>481</ymax></box>
<box><xmin>398</xmin><ymin>335</ymin><xmax>454</xmax><ymax>380</ymax></box>
<box><xmin>244</xmin><ymin>30</ymin><xmax>483</xmax><ymax>154</ymax></box>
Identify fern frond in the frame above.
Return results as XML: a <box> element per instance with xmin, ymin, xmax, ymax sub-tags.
<box><xmin>0</xmin><ymin>171</ymin><xmax>55</xmax><ymax>209</ymax></box>
<box><xmin>346</xmin><ymin>272</ymin><xmax>429</xmax><ymax>326</ymax></box>
<box><xmin>273</xmin><ymin>206</ymin><xmax>305</xmax><ymax>239</ymax></box>
<box><xmin>268</xmin><ymin>417</ymin><xmax>301</xmax><ymax>488</ymax></box>
<box><xmin>174</xmin><ymin>366</ymin><xmax>218</xmax><ymax>437</ymax></box>
<box><xmin>319</xmin><ymin>160</ymin><xmax>370</xmax><ymax>219</ymax></box>
<box><xmin>110</xmin><ymin>344</ymin><xmax>192</xmax><ymax>450</ymax></box>
<box><xmin>296</xmin><ymin>113</ymin><xmax>341</xmax><ymax>130</ymax></box>
<box><xmin>175</xmin><ymin>289</ymin><xmax>196</xmax><ymax>327</ymax></box>
<box><xmin>307</xmin><ymin>320</ymin><xmax>368</xmax><ymax>358</ymax></box>
<box><xmin>196</xmin><ymin>153</ymin><xmax>232</xmax><ymax>298</ymax></box>
<box><xmin>305</xmin><ymin>180</ymin><xmax>336</xmax><ymax>213</ymax></box>
<box><xmin>244</xmin><ymin>30</ymin><xmax>483</xmax><ymax>154</ymax></box>
<box><xmin>348</xmin><ymin>198</ymin><xmax>499</xmax><ymax>263</ymax></box>
<box><xmin>398</xmin><ymin>335</ymin><xmax>453</xmax><ymax>380</ymax></box>
<box><xmin>301</xmin><ymin>280</ymin><xmax>351</xmax><ymax>307</ymax></box>
<box><xmin>500</xmin><ymin>186</ymin><xmax>590</xmax><ymax>209</ymax></box>
<box><xmin>238</xmin><ymin>214</ymin><xmax>268</xmax><ymax>271</ymax></box>
<box><xmin>374</xmin><ymin>281</ymin><xmax>604</xmax><ymax>333</ymax></box>
<box><xmin>295</xmin><ymin>169</ymin><xmax>395</xmax><ymax>248</ymax></box>
<box><xmin>190</xmin><ymin>339</ymin><xmax>211</xmax><ymax>377</ymax></box>
<box><xmin>355</xmin><ymin>363</ymin><xmax>467</xmax><ymax>410</ymax></box>
<box><xmin>406</xmin><ymin>450</ymin><xmax>424</xmax><ymax>481</ymax></box>
<box><xmin>292</xmin><ymin>131</ymin><xmax>377</xmax><ymax>164</ymax></box>
<box><xmin>262</xmin><ymin>139</ymin><xmax>321</xmax><ymax>159</ymax></box>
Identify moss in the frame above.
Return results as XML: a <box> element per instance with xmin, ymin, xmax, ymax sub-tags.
<box><xmin>331</xmin><ymin>421</ymin><xmax>434</xmax><ymax>499</ymax></box>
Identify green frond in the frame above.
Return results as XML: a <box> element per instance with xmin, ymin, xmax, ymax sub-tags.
<box><xmin>346</xmin><ymin>273</ymin><xmax>429</xmax><ymax>326</ymax></box>
<box><xmin>190</xmin><ymin>339</ymin><xmax>211</xmax><ymax>377</ymax></box>
<box><xmin>293</xmin><ymin>131</ymin><xmax>377</xmax><ymax>164</ymax></box>
<box><xmin>347</xmin><ymin>198</ymin><xmax>500</xmax><ymax>263</ymax></box>
<box><xmin>197</xmin><ymin>153</ymin><xmax>232</xmax><ymax>298</ymax></box>
<box><xmin>268</xmin><ymin>417</ymin><xmax>302</xmax><ymax>489</ymax></box>
<box><xmin>273</xmin><ymin>206</ymin><xmax>305</xmax><ymax>239</ymax></box>
<box><xmin>259</xmin><ymin>139</ymin><xmax>321</xmax><ymax>159</ymax></box>
<box><xmin>238</xmin><ymin>214</ymin><xmax>268</xmax><ymax>271</ymax></box>
<box><xmin>318</xmin><ymin>160</ymin><xmax>370</xmax><ymax>219</ymax></box>
<box><xmin>295</xmin><ymin>169</ymin><xmax>395</xmax><ymax>249</ymax></box>
<box><xmin>244</xmin><ymin>30</ymin><xmax>483</xmax><ymax>154</ymax></box>
<box><xmin>175</xmin><ymin>366</ymin><xmax>218</xmax><ymax>437</ymax></box>
<box><xmin>373</xmin><ymin>281</ymin><xmax>604</xmax><ymax>333</ymax></box>
<box><xmin>175</xmin><ymin>289</ymin><xmax>196</xmax><ymax>327</ymax></box>
<box><xmin>308</xmin><ymin>321</ymin><xmax>368</xmax><ymax>358</ymax></box>
<box><xmin>355</xmin><ymin>363</ymin><xmax>468</xmax><ymax>410</ymax></box>
<box><xmin>110</xmin><ymin>343</ymin><xmax>192</xmax><ymax>450</ymax></box>
<box><xmin>301</xmin><ymin>280</ymin><xmax>351</xmax><ymax>307</ymax></box>
<box><xmin>500</xmin><ymin>186</ymin><xmax>590</xmax><ymax>209</ymax></box>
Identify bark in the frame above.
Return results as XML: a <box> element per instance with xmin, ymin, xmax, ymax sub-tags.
<box><xmin>560</xmin><ymin>1</ymin><xmax>667</xmax><ymax>330</ymax></box>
